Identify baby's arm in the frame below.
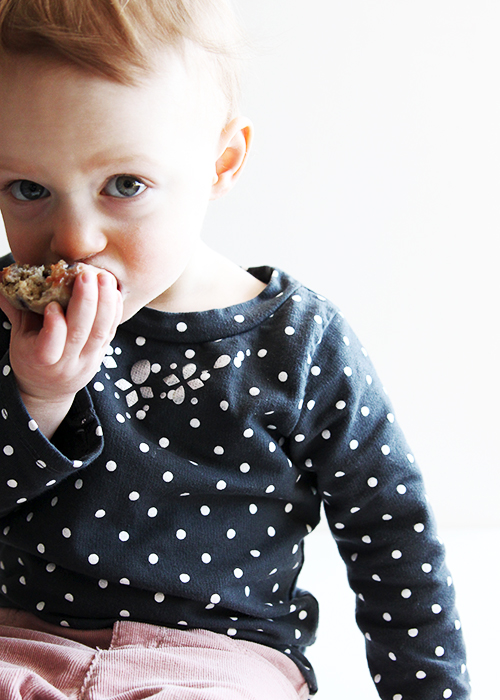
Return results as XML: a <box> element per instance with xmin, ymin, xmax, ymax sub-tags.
<box><xmin>290</xmin><ymin>310</ymin><xmax>470</xmax><ymax>700</ymax></box>
<box><xmin>0</xmin><ymin>265</ymin><xmax>122</xmax><ymax>438</ymax></box>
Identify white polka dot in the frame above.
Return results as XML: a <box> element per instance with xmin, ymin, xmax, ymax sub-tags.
<box><xmin>321</xmin><ymin>430</ymin><xmax>331</xmax><ymax>440</ymax></box>
<box><xmin>250</xmin><ymin>550</ymin><xmax>261</xmax><ymax>558</ymax></box>
<box><xmin>239</xmin><ymin>463</ymin><xmax>250</xmax><ymax>473</ymax></box>
<box><xmin>350</xmin><ymin>439</ymin><xmax>359</xmax><ymax>450</ymax></box>
<box><xmin>179</xmin><ymin>573</ymin><xmax>190</xmax><ymax>583</ymax></box>
<box><xmin>366</xmin><ymin>375</ymin><xmax>373</xmax><ymax>385</ymax></box>
<box><xmin>88</xmin><ymin>554</ymin><xmax>99</xmax><ymax>565</ymax></box>
<box><xmin>383</xmin><ymin>613</ymin><xmax>392</xmax><ymax>622</ymax></box>
<box><xmin>401</xmin><ymin>588</ymin><xmax>412</xmax><ymax>599</ymax></box>
<box><xmin>367</xmin><ymin>477</ymin><xmax>378</xmax><ymax>488</ymax></box>
<box><xmin>93</xmin><ymin>381</ymin><xmax>104</xmax><ymax>392</ymax></box>
<box><xmin>422</xmin><ymin>563</ymin><xmax>433</xmax><ymax>573</ymax></box>
<box><xmin>443</xmin><ymin>690</ymin><xmax>453</xmax><ymax>699</ymax></box>
<box><xmin>234</xmin><ymin>568</ymin><xmax>243</xmax><ymax>579</ymax></box>
<box><xmin>311</xmin><ymin>366</ymin><xmax>321</xmax><ymax>376</ymax></box>
<box><xmin>278</xmin><ymin>371</ymin><xmax>288</xmax><ymax>382</ymax></box>
<box><xmin>155</xmin><ymin>592</ymin><xmax>165</xmax><ymax>603</ymax></box>
<box><xmin>227</xmin><ymin>628</ymin><xmax>237</xmax><ymax>636</ymax></box>
<box><xmin>176</xmin><ymin>322</ymin><xmax>187</xmax><ymax>333</ymax></box>
<box><xmin>201</xmin><ymin>553</ymin><xmax>211</xmax><ymax>564</ymax></box>
<box><xmin>414</xmin><ymin>522</ymin><xmax>425</xmax><ymax>532</ymax></box>
<box><xmin>106</xmin><ymin>461</ymin><xmax>117</xmax><ymax>472</ymax></box>
<box><xmin>234</xmin><ymin>315</ymin><xmax>245</xmax><ymax>323</ymax></box>
<box><xmin>6</xmin><ymin>479</ymin><xmax>17</xmax><ymax>488</ymax></box>
<box><xmin>129</xmin><ymin>491</ymin><xmax>140</xmax><ymax>501</ymax></box>
<box><xmin>294</xmin><ymin>434</ymin><xmax>305</xmax><ymax>443</ymax></box>
<box><xmin>135</xmin><ymin>336</ymin><xmax>146</xmax><ymax>346</ymax></box>
<box><xmin>3</xmin><ymin>445</ymin><xmax>14</xmax><ymax>456</ymax></box>
<box><xmin>2</xmin><ymin>365</ymin><xmax>11</xmax><ymax>376</ymax></box>
<box><xmin>148</xmin><ymin>508</ymin><xmax>158</xmax><ymax>518</ymax></box>
<box><xmin>435</xmin><ymin>646</ymin><xmax>445</xmax><ymax>657</ymax></box>
<box><xmin>249</xmin><ymin>387</ymin><xmax>260</xmax><ymax>396</ymax></box>
<box><xmin>394</xmin><ymin>695</ymin><xmax>403</xmax><ymax>700</ymax></box>
<box><xmin>190</xmin><ymin>418</ymin><xmax>200</xmax><ymax>428</ymax></box>
<box><xmin>163</xmin><ymin>471</ymin><xmax>174</xmax><ymax>483</ymax></box>
<box><xmin>336</xmin><ymin>400</ymin><xmax>346</xmax><ymax>410</ymax></box>
<box><xmin>226</xmin><ymin>529</ymin><xmax>236</xmax><ymax>539</ymax></box>
<box><xmin>139</xmin><ymin>443</ymin><xmax>149</xmax><ymax>453</ymax></box>
<box><xmin>37</xmin><ymin>543</ymin><xmax>45</xmax><ymax>554</ymax></box>
<box><xmin>62</xmin><ymin>528</ymin><xmax>71</xmax><ymax>538</ymax></box>
<box><xmin>28</xmin><ymin>419</ymin><xmax>38</xmax><ymax>431</ymax></box>
<box><xmin>360</xmin><ymin>406</ymin><xmax>370</xmax><ymax>417</ymax></box>
<box><xmin>159</xmin><ymin>437</ymin><xmax>170</xmax><ymax>449</ymax></box>
<box><xmin>268</xmin><ymin>442</ymin><xmax>276</xmax><ymax>452</ymax></box>
<box><xmin>119</xmin><ymin>531</ymin><xmax>129</xmax><ymax>542</ymax></box>
<box><xmin>381</xmin><ymin>444</ymin><xmax>391</xmax><ymax>456</ymax></box>
<box><xmin>416</xmin><ymin>671</ymin><xmax>427</xmax><ymax>680</ymax></box>
<box><xmin>362</xmin><ymin>535</ymin><xmax>372</xmax><ymax>544</ymax></box>
<box><xmin>220</xmin><ymin>400</ymin><xmax>229</xmax><ymax>411</ymax></box>
<box><xmin>216</xmin><ymin>480</ymin><xmax>227</xmax><ymax>490</ymax></box>
<box><xmin>387</xmin><ymin>413</ymin><xmax>395</xmax><ymax>423</ymax></box>
<box><xmin>176</xmin><ymin>529</ymin><xmax>187</xmax><ymax>540</ymax></box>
<box><xmin>243</xmin><ymin>428</ymin><xmax>254</xmax><ymax>438</ymax></box>
<box><xmin>344</xmin><ymin>367</ymin><xmax>352</xmax><ymax>377</ymax></box>
<box><xmin>432</xmin><ymin>604</ymin><xmax>442</xmax><ymax>614</ymax></box>
<box><xmin>372</xmin><ymin>574</ymin><xmax>381</xmax><ymax>581</ymax></box>
<box><xmin>249</xmin><ymin>504</ymin><xmax>258</xmax><ymax>514</ymax></box>
<box><xmin>392</xmin><ymin>550</ymin><xmax>402</xmax><ymax>559</ymax></box>
<box><xmin>267</xmin><ymin>526</ymin><xmax>276</xmax><ymax>537</ymax></box>
<box><xmin>389</xmin><ymin>652</ymin><xmax>397</xmax><ymax>661</ymax></box>
<box><xmin>382</xmin><ymin>513</ymin><xmax>393</xmax><ymax>521</ymax></box>
<box><xmin>200</xmin><ymin>506</ymin><xmax>210</xmax><ymax>516</ymax></box>
<box><xmin>149</xmin><ymin>553</ymin><xmax>159</xmax><ymax>565</ymax></box>
<box><xmin>210</xmin><ymin>594</ymin><xmax>221</xmax><ymax>604</ymax></box>
<box><xmin>408</xmin><ymin>628</ymin><xmax>419</xmax><ymax>637</ymax></box>
<box><xmin>397</xmin><ymin>484</ymin><xmax>407</xmax><ymax>494</ymax></box>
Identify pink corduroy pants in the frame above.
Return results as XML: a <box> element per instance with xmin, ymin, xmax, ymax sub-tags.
<box><xmin>0</xmin><ymin>609</ymin><xmax>310</xmax><ymax>700</ymax></box>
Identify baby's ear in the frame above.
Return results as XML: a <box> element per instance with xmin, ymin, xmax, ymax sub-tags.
<box><xmin>211</xmin><ymin>117</ymin><xmax>252</xmax><ymax>199</ymax></box>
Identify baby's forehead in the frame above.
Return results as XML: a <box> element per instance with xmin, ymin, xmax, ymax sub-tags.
<box><xmin>0</xmin><ymin>47</ymin><xmax>227</xmax><ymax>132</ymax></box>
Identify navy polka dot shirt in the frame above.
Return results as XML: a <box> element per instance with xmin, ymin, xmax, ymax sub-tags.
<box><xmin>0</xmin><ymin>260</ymin><xmax>470</xmax><ymax>698</ymax></box>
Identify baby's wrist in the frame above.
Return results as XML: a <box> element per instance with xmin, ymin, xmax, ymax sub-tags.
<box><xmin>19</xmin><ymin>390</ymin><xmax>75</xmax><ymax>440</ymax></box>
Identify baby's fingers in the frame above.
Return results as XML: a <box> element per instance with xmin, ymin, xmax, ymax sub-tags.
<box><xmin>64</xmin><ymin>268</ymin><xmax>100</xmax><ymax>353</ymax></box>
<box><xmin>81</xmin><ymin>271</ymin><xmax>121</xmax><ymax>359</ymax></box>
<box><xmin>34</xmin><ymin>302</ymin><xmax>69</xmax><ymax>365</ymax></box>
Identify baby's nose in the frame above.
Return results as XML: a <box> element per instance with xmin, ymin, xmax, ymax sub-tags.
<box><xmin>49</xmin><ymin>204</ymin><xmax>107</xmax><ymax>263</ymax></box>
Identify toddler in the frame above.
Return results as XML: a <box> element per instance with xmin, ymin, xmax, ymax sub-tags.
<box><xmin>0</xmin><ymin>1</ymin><xmax>470</xmax><ymax>699</ymax></box>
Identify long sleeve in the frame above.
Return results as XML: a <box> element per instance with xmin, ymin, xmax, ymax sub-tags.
<box><xmin>0</xmin><ymin>344</ymin><xmax>103</xmax><ymax>517</ymax></box>
<box><xmin>288</xmin><ymin>310</ymin><xmax>470</xmax><ymax>699</ymax></box>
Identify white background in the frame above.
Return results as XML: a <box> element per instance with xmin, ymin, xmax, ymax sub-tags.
<box><xmin>1</xmin><ymin>2</ymin><xmax>498</xmax><ymax>696</ymax></box>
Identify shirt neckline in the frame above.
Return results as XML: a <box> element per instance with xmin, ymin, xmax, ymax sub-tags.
<box><xmin>120</xmin><ymin>266</ymin><xmax>301</xmax><ymax>343</ymax></box>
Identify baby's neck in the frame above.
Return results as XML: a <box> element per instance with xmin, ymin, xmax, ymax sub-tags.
<box><xmin>147</xmin><ymin>243</ymin><xmax>267</xmax><ymax>314</ymax></box>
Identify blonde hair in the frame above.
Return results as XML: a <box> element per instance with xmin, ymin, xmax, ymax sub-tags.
<box><xmin>0</xmin><ymin>0</ymin><xmax>244</xmax><ymax>119</ymax></box>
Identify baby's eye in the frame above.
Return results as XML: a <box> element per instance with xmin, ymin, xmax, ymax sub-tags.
<box><xmin>10</xmin><ymin>180</ymin><xmax>50</xmax><ymax>201</ymax></box>
<box><xmin>103</xmin><ymin>175</ymin><xmax>147</xmax><ymax>198</ymax></box>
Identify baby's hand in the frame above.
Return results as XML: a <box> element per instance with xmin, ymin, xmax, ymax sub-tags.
<box><xmin>0</xmin><ymin>265</ymin><xmax>123</xmax><ymax>438</ymax></box>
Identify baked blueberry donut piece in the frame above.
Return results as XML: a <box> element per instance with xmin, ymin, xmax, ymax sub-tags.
<box><xmin>0</xmin><ymin>260</ymin><xmax>84</xmax><ymax>314</ymax></box>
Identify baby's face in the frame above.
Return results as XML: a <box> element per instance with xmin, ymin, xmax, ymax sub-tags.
<box><xmin>0</xmin><ymin>52</ymin><xmax>225</xmax><ymax>321</ymax></box>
